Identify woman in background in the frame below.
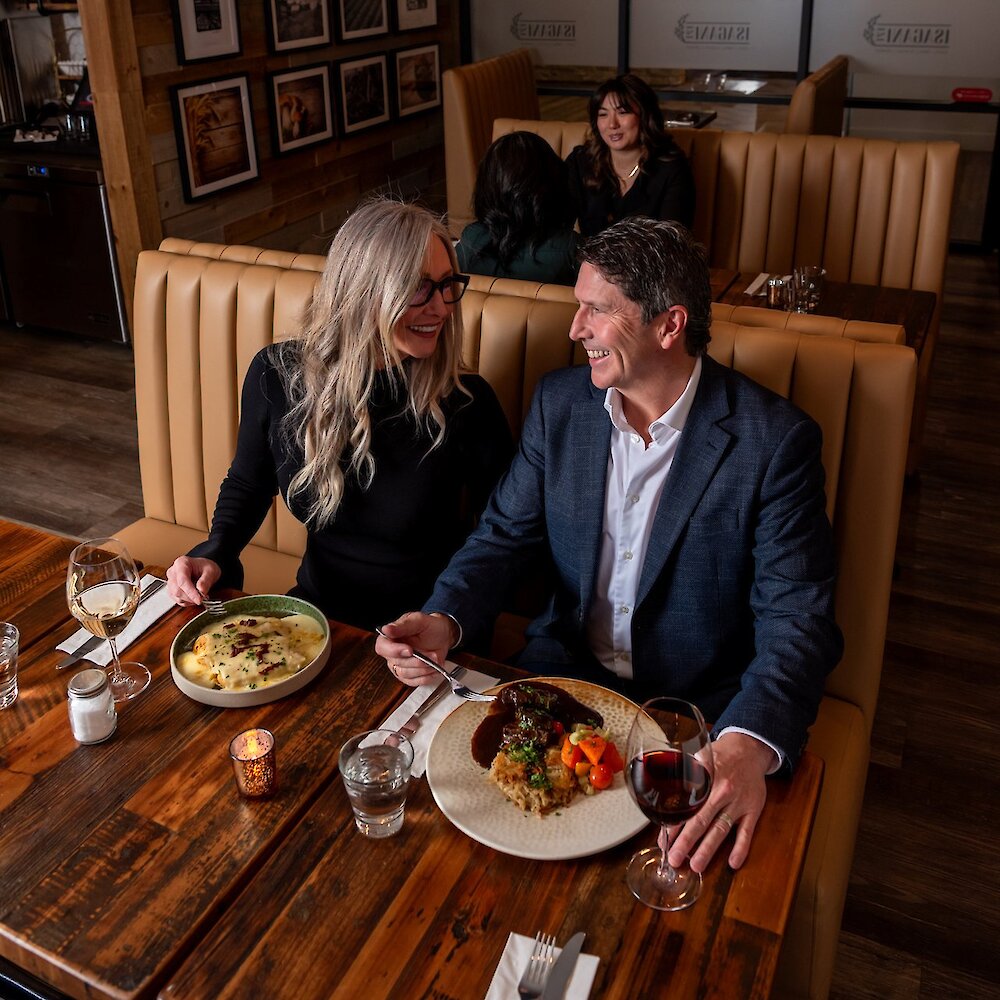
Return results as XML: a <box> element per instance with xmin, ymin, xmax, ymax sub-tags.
<box><xmin>567</xmin><ymin>74</ymin><xmax>695</xmax><ymax>238</ymax></box>
<box><xmin>457</xmin><ymin>130</ymin><xmax>579</xmax><ymax>285</ymax></box>
<box><xmin>167</xmin><ymin>199</ymin><xmax>513</xmax><ymax>630</ymax></box>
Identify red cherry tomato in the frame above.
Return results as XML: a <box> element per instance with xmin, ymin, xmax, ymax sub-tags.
<box><xmin>589</xmin><ymin>762</ymin><xmax>613</xmax><ymax>790</ymax></box>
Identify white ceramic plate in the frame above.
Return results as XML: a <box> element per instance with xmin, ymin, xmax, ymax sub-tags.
<box><xmin>425</xmin><ymin>677</ymin><xmax>649</xmax><ymax>860</ymax></box>
<box><xmin>169</xmin><ymin>595</ymin><xmax>331</xmax><ymax>708</ymax></box>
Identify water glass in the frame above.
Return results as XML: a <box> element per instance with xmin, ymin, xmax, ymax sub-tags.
<box><xmin>339</xmin><ymin>729</ymin><xmax>414</xmax><ymax>838</ymax></box>
<box><xmin>792</xmin><ymin>265</ymin><xmax>826</xmax><ymax>314</ymax></box>
<box><xmin>0</xmin><ymin>622</ymin><xmax>18</xmax><ymax>709</ymax></box>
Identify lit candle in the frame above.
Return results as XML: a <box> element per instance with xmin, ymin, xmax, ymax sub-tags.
<box><xmin>229</xmin><ymin>728</ymin><xmax>277</xmax><ymax>798</ymax></box>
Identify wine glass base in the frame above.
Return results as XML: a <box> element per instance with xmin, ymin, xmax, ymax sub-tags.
<box><xmin>626</xmin><ymin>847</ymin><xmax>703</xmax><ymax>911</ymax></box>
<box><xmin>108</xmin><ymin>661</ymin><xmax>151</xmax><ymax>703</ymax></box>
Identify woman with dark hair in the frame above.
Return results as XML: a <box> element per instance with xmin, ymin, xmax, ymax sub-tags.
<box><xmin>456</xmin><ymin>130</ymin><xmax>579</xmax><ymax>284</ymax></box>
<box><xmin>567</xmin><ymin>74</ymin><xmax>695</xmax><ymax>238</ymax></box>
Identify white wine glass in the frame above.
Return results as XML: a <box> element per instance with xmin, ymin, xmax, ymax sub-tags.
<box><xmin>67</xmin><ymin>537</ymin><xmax>151</xmax><ymax>703</ymax></box>
<box><xmin>624</xmin><ymin>697</ymin><xmax>714</xmax><ymax>910</ymax></box>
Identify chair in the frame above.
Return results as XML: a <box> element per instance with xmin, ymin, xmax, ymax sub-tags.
<box><xmin>760</xmin><ymin>55</ymin><xmax>850</xmax><ymax>136</ymax></box>
<box><xmin>442</xmin><ymin>49</ymin><xmax>539</xmax><ymax>236</ymax></box>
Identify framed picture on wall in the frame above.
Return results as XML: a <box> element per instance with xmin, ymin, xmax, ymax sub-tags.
<box><xmin>170</xmin><ymin>74</ymin><xmax>259</xmax><ymax>201</ymax></box>
<box><xmin>170</xmin><ymin>0</ymin><xmax>242</xmax><ymax>64</ymax></box>
<box><xmin>267</xmin><ymin>63</ymin><xmax>335</xmax><ymax>156</ymax></box>
<box><xmin>266</xmin><ymin>0</ymin><xmax>331</xmax><ymax>54</ymax></box>
<box><xmin>335</xmin><ymin>0</ymin><xmax>389</xmax><ymax>42</ymax></box>
<box><xmin>336</xmin><ymin>53</ymin><xmax>390</xmax><ymax>134</ymax></box>
<box><xmin>392</xmin><ymin>0</ymin><xmax>436</xmax><ymax>33</ymax></box>
<box><xmin>393</xmin><ymin>43</ymin><xmax>440</xmax><ymax>118</ymax></box>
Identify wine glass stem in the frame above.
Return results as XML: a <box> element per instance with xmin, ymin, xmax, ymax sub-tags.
<box><xmin>657</xmin><ymin>826</ymin><xmax>677</xmax><ymax>880</ymax></box>
<box><xmin>106</xmin><ymin>637</ymin><xmax>124</xmax><ymax>683</ymax></box>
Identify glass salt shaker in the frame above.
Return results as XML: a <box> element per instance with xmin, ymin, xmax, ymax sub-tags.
<box><xmin>68</xmin><ymin>668</ymin><xmax>117</xmax><ymax>744</ymax></box>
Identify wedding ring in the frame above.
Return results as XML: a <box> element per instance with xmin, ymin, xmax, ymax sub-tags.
<box><xmin>715</xmin><ymin>811</ymin><xmax>735</xmax><ymax>832</ymax></box>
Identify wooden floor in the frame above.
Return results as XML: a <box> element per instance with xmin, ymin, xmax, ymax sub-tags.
<box><xmin>0</xmin><ymin>250</ymin><xmax>997</xmax><ymax>997</ymax></box>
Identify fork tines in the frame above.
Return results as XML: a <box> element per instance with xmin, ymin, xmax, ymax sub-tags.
<box><xmin>517</xmin><ymin>931</ymin><xmax>556</xmax><ymax>999</ymax></box>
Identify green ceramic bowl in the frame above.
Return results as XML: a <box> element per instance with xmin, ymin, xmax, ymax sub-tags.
<box><xmin>169</xmin><ymin>595</ymin><xmax>331</xmax><ymax>708</ymax></box>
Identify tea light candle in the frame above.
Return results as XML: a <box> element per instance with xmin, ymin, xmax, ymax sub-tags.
<box><xmin>229</xmin><ymin>728</ymin><xmax>277</xmax><ymax>798</ymax></box>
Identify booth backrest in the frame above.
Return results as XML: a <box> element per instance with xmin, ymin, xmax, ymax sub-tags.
<box><xmin>443</xmin><ymin>49</ymin><xmax>540</xmax><ymax>236</ymax></box>
<box><xmin>783</xmin><ymin>55</ymin><xmax>850</xmax><ymax>135</ymax></box>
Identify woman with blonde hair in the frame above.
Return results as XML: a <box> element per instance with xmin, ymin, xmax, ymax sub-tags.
<box><xmin>167</xmin><ymin>198</ymin><xmax>513</xmax><ymax>629</ymax></box>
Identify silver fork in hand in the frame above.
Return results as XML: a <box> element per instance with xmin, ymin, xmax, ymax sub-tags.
<box><xmin>202</xmin><ymin>598</ymin><xmax>228</xmax><ymax>617</ymax></box>
<box><xmin>517</xmin><ymin>932</ymin><xmax>556</xmax><ymax>999</ymax></box>
<box><xmin>373</xmin><ymin>627</ymin><xmax>495</xmax><ymax>702</ymax></box>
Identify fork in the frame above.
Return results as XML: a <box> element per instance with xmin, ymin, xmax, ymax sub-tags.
<box><xmin>374</xmin><ymin>627</ymin><xmax>494</xmax><ymax>702</ymax></box>
<box><xmin>517</xmin><ymin>932</ymin><xmax>556</xmax><ymax>999</ymax></box>
<box><xmin>201</xmin><ymin>597</ymin><xmax>228</xmax><ymax>617</ymax></box>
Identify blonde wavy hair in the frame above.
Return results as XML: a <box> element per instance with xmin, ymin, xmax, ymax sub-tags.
<box><xmin>281</xmin><ymin>198</ymin><xmax>468</xmax><ymax>527</ymax></box>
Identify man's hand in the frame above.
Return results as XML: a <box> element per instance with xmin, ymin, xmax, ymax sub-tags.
<box><xmin>375</xmin><ymin>612</ymin><xmax>458</xmax><ymax>687</ymax></box>
<box><xmin>664</xmin><ymin>732</ymin><xmax>773</xmax><ymax>873</ymax></box>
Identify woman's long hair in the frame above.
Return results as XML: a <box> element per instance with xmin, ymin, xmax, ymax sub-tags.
<box><xmin>281</xmin><ymin>198</ymin><xmax>467</xmax><ymax>527</ymax></box>
<box><xmin>580</xmin><ymin>74</ymin><xmax>679</xmax><ymax>193</ymax></box>
<box><xmin>473</xmin><ymin>131</ymin><xmax>575</xmax><ymax>267</ymax></box>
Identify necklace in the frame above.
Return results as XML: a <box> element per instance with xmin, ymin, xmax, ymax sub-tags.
<box><xmin>617</xmin><ymin>160</ymin><xmax>641</xmax><ymax>182</ymax></box>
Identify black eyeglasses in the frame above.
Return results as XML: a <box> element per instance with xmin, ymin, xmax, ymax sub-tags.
<box><xmin>409</xmin><ymin>273</ymin><xmax>470</xmax><ymax>306</ymax></box>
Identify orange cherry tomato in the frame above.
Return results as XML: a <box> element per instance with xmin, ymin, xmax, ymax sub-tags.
<box><xmin>589</xmin><ymin>762</ymin><xmax>613</xmax><ymax>790</ymax></box>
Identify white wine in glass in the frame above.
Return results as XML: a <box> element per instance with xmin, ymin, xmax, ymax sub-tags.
<box><xmin>67</xmin><ymin>537</ymin><xmax>151</xmax><ymax>702</ymax></box>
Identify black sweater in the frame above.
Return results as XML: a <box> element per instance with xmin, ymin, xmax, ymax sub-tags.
<box><xmin>190</xmin><ymin>344</ymin><xmax>514</xmax><ymax>630</ymax></box>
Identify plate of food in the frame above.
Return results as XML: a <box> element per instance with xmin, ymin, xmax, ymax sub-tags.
<box><xmin>169</xmin><ymin>595</ymin><xmax>331</xmax><ymax>708</ymax></box>
<box><xmin>425</xmin><ymin>677</ymin><xmax>648</xmax><ymax>860</ymax></box>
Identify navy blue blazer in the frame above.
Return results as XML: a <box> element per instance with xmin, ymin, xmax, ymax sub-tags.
<box><xmin>425</xmin><ymin>356</ymin><xmax>843</xmax><ymax>769</ymax></box>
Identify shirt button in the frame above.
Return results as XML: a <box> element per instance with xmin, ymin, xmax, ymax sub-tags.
<box><xmin>619</xmin><ymin>605</ymin><xmax>630</xmax><ymax>615</ymax></box>
<box><xmin>631</xmin><ymin>434</ymin><xmax>641</xmax><ymax>444</ymax></box>
<box><xmin>623</xmin><ymin>550</ymin><xmax>633</xmax><ymax>560</ymax></box>
<box><xmin>629</xmin><ymin>494</ymin><xmax>640</xmax><ymax>504</ymax></box>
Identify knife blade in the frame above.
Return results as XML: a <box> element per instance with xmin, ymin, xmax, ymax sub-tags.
<box><xmin>393</xmin><ymin>676</ymin><xmax>455</xmax><ymax>738</ymax></box>
<box><xmin>55</xmin><ymin>578</ymin><xmax>167</xmax><ymax>669</ymax></box>
<box><xmin>541</xmin><ymin>932</ymin><xmax>586</xmax><ymax>1000</ymax></box>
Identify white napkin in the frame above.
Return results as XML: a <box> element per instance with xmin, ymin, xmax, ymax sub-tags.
<box><xmin>744</xmin><ymin>271</ymin><xmax>770</xmax><ymax>296</ymax></box>
<box><xmin>58</xmin><ymin>574</ymin><xmax>176</xmax><ymax>666</ymax></box>
<box><xmin>379</xmin><ymin>664</ymin><xmax>499</xmax><ymax>778</ymax></box>
<box><xmin>484</xmin><ymin>932</ymin><xmax>599</xmax><ymax>1000</ymax></box>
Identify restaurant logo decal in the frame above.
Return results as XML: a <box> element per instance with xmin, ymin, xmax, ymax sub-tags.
<box><xmin>863</xmin><ymin>15</ymin><xmax>950</xmax><ymax>50</ymax></box>
<box><xmin>510</xmin><ymin>13</ymin><xmax>575</xmax><ymax>43</ymax></box>
<box><xmin>674</xmin><ymin>13</ymin><xmax>750</xmax><ymax>47</ymax></box>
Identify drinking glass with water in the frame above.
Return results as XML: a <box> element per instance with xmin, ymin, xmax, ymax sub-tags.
<box><xmin>338</xmin><ymin>729</ymin><xmax>414</xmax><ymax>838</ymax></box>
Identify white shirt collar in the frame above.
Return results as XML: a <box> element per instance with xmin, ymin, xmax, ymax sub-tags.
<box><xmin>603</xmin><ymin>355</ymin><xmax>703</xmax><ymax>443</ymax></box>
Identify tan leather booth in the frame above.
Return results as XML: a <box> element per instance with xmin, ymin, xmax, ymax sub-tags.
<box><xmin>491</xmin><ymin>118</ymin><xmax>955</xmax><ymax>473</ymax></box>
<box><xmin>123</xmin><ymin>241</ymin><xmax>915</xmax><ymax>1000</ymax></box>
<box><xmin>443</xmin><ymin>48</ymin><xmax>539</xmax><ymax>237</ymax></box>
<box><xmin>763</xmin><ymin>55</ymin><xmax>850</xmax><ymax>136</ymax></box>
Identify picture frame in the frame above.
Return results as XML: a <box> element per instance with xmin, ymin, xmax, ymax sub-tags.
<box><xmin>392</xmin><ymin>0</ymin><xmax>436</xmax><ymax>33</ymax></box>
<box><xmin>336</xmin><ymin>53</ymin><xmax>391</xmax><ymax>135</ymax></box>
<box><xmin>170</xmin><ymin>74</ymin><xmax>259</xmax><ymax>201</ymax></box>
<box><xmin>393</xmin><ymin>43</ymin><xmax>440</xmax><ymax>118</ymax></box>
<box><xmin>170</xmin><ymin>0</ymin><xmax>242</xmax><ymax>65</ymax></box>
<box><xmin>265</xmin><ymin>0</ymin><xmax>331</xmax><ymax>54</ymax></box>
<box><xmin>267</xmin><ymin>62</ymin><xmax>335</xmax><ymax>156</ymax></box>
<box><xmin>335</xmin><ymin>0</ymin><xmax>389</xmax><ymax>43</ymax></box>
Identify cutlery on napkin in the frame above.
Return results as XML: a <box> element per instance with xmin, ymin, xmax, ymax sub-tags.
<box><xmin>485</xmin><ymin>932</ymin><xmax>598</xmax><ymax>1000</ymax></box>
<box><xmin>56</xmin><ymin>574</ymin><xmax>176</xmax><ymax>669</ymax></box>
<box><xmin>379</xmin><ymin>664</ymin><xmax>499</xmax><ymax>778</ymax></box>
<box><xmin>744</xmin><ymin>272</ymin><xmax>770</xmax><ymax>296</ymax></box>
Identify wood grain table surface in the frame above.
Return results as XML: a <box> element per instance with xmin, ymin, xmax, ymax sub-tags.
<box><xmin>0</xmin><ymin>519</ymin><xmax>822</xmax><ymax>1000</ymax></box>
<box><xmin>720</xmin><ymin>272</ymin><xmax>937</xmax><ymax>354</ymax></box>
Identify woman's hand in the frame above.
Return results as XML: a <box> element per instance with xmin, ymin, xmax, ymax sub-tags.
<box><xmin>375</xmin><ymin>612</ymin><xmax>458</xmax><ymax>687</ymax></box>
<box><xmin>166</xmin><ymin>556</ymin><xmax>222</xmax><ymax>607</ymax></box>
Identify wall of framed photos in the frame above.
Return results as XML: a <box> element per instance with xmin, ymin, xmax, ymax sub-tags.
<box><xmin>77</xmin><ymin>0</ymin><xmax>457</xmax><ymax>319</ymax></box>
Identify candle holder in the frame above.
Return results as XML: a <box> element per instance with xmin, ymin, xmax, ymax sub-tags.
<box><xmin>229</xmin><ymin>728</ymin><xmax>277</xmax><ymax>798</ymax></box>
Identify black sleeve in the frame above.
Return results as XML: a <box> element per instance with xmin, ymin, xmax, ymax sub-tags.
<box><xmin>650</xmin><ymin>153</ymin><xmax>696</xmax><ymax>231</ymax></box>
<box><xmin>457</xmin><ymin>374</ymin><xmax>515</xmax><ymax>518</ymax></box>
<box><xmin>565</xmin><ymin>146</ymin><xmax>589</xmax><ymax>232</ymax></box>
<box><xmin>188</xmin><ymin>348</ymin><xmax>284</xmax><ymax>587</ymax></box>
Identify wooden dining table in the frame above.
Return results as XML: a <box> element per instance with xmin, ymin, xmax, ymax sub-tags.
<box><xmin>0</xmin><ymin>518</ymin><xmax>822</xmax><ymax>1000</ymax></box>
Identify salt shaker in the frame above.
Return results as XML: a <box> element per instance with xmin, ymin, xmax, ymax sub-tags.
<box><xmin>68</xmin><ymin>668</ymin><xmax>117</xmax><ymax>744</ymax></box>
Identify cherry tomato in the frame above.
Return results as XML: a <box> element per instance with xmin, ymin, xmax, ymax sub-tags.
<box><xmin>589</xmin><ymin>762</ymin><xmax>613</xmax><ymax>790</ymax></box>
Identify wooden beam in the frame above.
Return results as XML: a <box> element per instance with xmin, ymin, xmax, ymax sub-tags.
<box><xmin>76</xmin><ymin>0</ymin><xmax>162</xmax><ymax>336</ymax></box>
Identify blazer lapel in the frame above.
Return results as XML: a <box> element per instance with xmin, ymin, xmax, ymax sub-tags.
<box><xmin>571</xmin><ymin>387</ymin><xmax>612</xmax><ymax>611</ymax></box>
<box><xmin>637</xmin><ymin>358</ymin><xmax>733</xmax><ymax>606</ymax></box>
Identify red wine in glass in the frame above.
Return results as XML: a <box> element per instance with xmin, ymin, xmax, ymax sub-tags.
<box><xmin>624</xmin><ymin>697</ymin><xmax>714</xmax><ymax>910</ymax></box>
<box><xmin>628</xmin><ymin>749</ymin><xmax>712</xmax><ymax>825</ymax></box>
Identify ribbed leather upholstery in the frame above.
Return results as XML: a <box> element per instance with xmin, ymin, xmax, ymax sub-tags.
<box><xmin>759</xmin><ymin>55</ymin><xmax>850</xmax><ymax>136</ymax></box>
<box><xmin>443</xmin><ymin>49</ymin><xmax>540</xmax><ymax>236</ymax></box>
<box><xmin>121</xmin><ymin>243</ymin><xmax>915</xmax><ymax>1000</ymax></box>
<box><xmin>488</xmin><ymin>119</ymin><xmax>955</xmax><ymax>473</ymax></box>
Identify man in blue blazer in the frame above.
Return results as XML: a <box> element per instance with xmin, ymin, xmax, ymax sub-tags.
<box><xmin>377</xmin><ymin>218</ymin><xmax>842</xmax><ymax>873</ymax></box>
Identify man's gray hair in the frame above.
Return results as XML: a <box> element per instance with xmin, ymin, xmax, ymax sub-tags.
<box><xmin>579</xmin><ymin>218</ymin><xmax>712</xmax><ymax>356</ymax></box>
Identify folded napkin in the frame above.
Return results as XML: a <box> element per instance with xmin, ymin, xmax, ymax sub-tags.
<box><xmin>57</xmin><ymin>575</ymin><xmax>176</xmax><ymax>666</ymax></box>
<box><xmin>485</xmin><ymin>932</ymin><xmax>598</xmax><ymax>1000</ymax></box>
<box><xmin>744</xmin><ymin>272</ymin><xmax>770</xmax><ymax>296</ymax></box>
<box><xmin>379</xmin><ymin>664</ymin><xmax>499</xmax><ymax>778</ymax></box>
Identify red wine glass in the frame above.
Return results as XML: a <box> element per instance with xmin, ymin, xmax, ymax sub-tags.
<box><xmin>624</xmin><ymin>697</ymin><xmax>714</xmax><ymax>910</ymax></box>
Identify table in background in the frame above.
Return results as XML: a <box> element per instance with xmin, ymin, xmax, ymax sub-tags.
<box><xmin>0</xmin><ymin>521</ymin><xmax>822</xmax><ymax>1000</ymax></box>
<box><xmin>720</xmin><ymin>272</ymin><xmax>937</xmax><ymax>354</ymax></box>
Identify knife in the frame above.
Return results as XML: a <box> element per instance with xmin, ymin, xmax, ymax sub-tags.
<box><xmin>393</xmin><ymin>676</ymin><xmax>454</xmax><ymax>738</ymax></box>
<box><xmin>541</xmin><ymin>931</ymin><xmax>586</xmax><ymax>1000</ymax></box>
<box><xmin>55</xmin><ymin>578</ymin><xmax>167</xmax><ymax>669</ymax></box>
